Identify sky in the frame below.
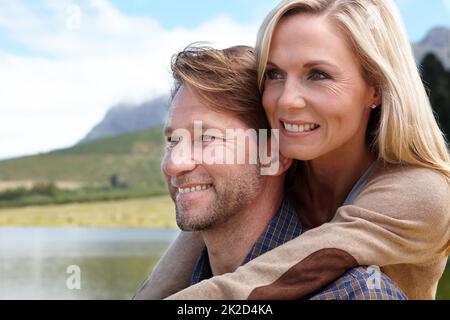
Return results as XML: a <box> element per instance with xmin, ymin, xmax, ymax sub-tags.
<box><xmin>0</xmin><ymin>0</ymin><xmax>449</xmax><ymax>160</ymax></box>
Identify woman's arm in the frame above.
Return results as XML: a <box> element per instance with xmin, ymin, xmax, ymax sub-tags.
<box><xmin>133</xmin><ymin>231</ymin><xmax>204</xmax><ymax>300</ymax></box>
<box><xmin>164</xmin><ymin>164</ymin><xmax>450</xmax><ymax>300</ymax></box>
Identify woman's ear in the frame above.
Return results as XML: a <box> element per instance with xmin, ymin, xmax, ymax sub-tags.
<box><xmin>372</xmin><ymin>86</ymin><xmax>382</xmax><ymax>106</ymax></box>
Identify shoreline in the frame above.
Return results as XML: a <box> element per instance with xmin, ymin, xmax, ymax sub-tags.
<box><xmin>0</xmin><ymin>195</ymin><xmax>177</xmax><ymax>228</ymax></box>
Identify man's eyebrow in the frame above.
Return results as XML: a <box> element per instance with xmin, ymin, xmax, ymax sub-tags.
<box><xmin>163</xmin><ymin>126</ymin><xmax>172</xmax><ymax>136</ymax></box>
<box><xmin>164</xmin><ymin>123</ymin><xmax>227</xmax><ymax>136</ymax></box>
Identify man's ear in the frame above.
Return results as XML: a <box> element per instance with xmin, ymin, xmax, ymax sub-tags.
<box><xmin>272</xmin><ymin>153</ymin><xmax>293</xmax><ymax>176</ymax></box>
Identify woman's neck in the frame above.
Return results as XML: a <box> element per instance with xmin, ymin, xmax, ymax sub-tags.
<box><xmin>298</xmin><ymin>141</ymin><xmax>376</xmax><ymax>228</ymax></box>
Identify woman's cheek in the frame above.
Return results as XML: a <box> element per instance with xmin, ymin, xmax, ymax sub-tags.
<box><xmin>262</xmin><ymin>90</ymin><xmax>278</xmax><ymax>122</ymax></box>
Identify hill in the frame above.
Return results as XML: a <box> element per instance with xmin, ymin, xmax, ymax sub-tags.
<box><xmin>0</xmin><ymin>127</ymin><xmax>168</xmax><ymax>207</ymax></box>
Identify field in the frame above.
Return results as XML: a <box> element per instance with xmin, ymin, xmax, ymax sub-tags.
<box><xmin>0</xmin><ymin>195</ymin><xmax>176</xmax><ymax>228</ymax></box>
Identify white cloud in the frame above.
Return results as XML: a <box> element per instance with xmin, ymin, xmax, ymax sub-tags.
<box><xmin>0</xmin><ymin>0</ymin><xmax>260</xmax><ymax>160</ymax></box>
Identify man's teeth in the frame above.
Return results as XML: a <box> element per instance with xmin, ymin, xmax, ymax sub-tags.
<box><xmin>283</xmin><ymin>122</ymin><xmax>319</xmax><ymax>133</ymax></box>
<box><xmin>178</xmin><ymin>184</ymin><xmax>213</xmax><ymax>194</ymax></box>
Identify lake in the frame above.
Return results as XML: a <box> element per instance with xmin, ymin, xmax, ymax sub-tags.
<box><xmin>0</xmin><ymin>227</ymin><xmax>179</xmax><ymax>299</ymax></box>
<box><xmin>1</xmin><ymin>227</ymin><xmax>448</xmax><ymax>300</ymax></box>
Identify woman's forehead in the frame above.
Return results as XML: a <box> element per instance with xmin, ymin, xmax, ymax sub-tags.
<box><xmin>268</xmin><ymin>13</ymin><xmax>359</xmax><ymax>70</ymax></box>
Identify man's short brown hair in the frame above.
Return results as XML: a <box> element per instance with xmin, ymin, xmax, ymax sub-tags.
<box><xmin>171</xmin><ymin>44</ymin><xmax>270</xmax><ymax>130</ymax></box>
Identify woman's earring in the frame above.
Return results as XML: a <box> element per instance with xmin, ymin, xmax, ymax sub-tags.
<box><xmin>370</xmin><ymin>104</ymin><xmax>377</xmax><ymax>109</ymax></box>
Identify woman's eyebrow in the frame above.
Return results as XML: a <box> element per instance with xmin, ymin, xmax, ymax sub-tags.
<box><xmin>267</xmin><ymin>60</ymin><xmax>339</xmax><ymax>70</ymax></box>
<box><xmin>304</xmin><ymin>60</ymin><xmax>338</xmax><ymax>69</ymax></box>
<box><xmin>266</xmin><ymin>61</ymin><xmax>280</xmax><ymax>68</ymax></box>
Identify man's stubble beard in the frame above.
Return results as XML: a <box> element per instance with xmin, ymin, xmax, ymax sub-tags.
<box><xmin>175</xmin><ymin>167</ymin><xmax>263</xmax><ymax>232</ymax></box>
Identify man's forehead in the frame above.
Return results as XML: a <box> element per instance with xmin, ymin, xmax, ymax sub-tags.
<box><xmin>166</xmin><ymin>101</ymin><xmax>247</xmax><ymax>134</ymax></box>
<box><xmin>164</xmin><ymin>117</ymin><xmax>237</xmax><ymax>135</ymax></box>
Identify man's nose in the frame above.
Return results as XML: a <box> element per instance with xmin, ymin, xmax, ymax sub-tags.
<box><xmin>277</xmin><ymin>78</ymin><xmax>307</xmax><ymax>112</ymax></box>
<box><xmin>161</xmin><ymin>147</ymin><xmax>197</xmax><ymax>177</ymax></box>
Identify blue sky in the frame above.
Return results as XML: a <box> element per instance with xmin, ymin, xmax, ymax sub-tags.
<box><xmin>0</xmin><ymin>0</ymin><xmax>449</xmax><ymax>160</ymax></box>
<box><xmin>2</xmin><ymin>0</ymin><xmax>448</xmax><ymax>56</ymax></box>
<box><xmin>109</xmin><ymin>0</ymin><xmax>279</xmax><ymax>29</ymax></box>
<box><xmin>395</xmin><ymin>0</ymin><xmax>450</xmax><ymax>41</ymax></box>
<box><xmin>112</xmin><ymin>0</ymin><xmax>450</xmax><ymax>41</ymax></box>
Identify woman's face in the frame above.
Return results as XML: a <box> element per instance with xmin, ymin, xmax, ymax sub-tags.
<box><xmin>263</xmin><ymin>13</ymin><xmax>379</xmax><ymax>161</ymax></box>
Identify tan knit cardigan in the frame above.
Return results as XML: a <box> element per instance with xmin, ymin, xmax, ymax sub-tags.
<box><xmin>135</xmin><ymin>162</ymin><xmax>450</xmax><ymax>300</ymax></box>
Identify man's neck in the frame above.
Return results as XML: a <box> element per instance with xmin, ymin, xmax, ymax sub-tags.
<box><xmin>201</xmin><ymin>178</ymin><xmax>284</xmax><ymax>276</ymax></box>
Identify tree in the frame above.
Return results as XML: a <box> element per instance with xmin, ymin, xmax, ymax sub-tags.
<box><xmin>420</xmin><ymin>53</ymin><xmax>450</xmax><ymax>140</ymax></box>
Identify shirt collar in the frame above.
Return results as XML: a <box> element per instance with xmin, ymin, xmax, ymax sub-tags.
<box><xmin>190</xmin><ymin>198</ymin><xmax>302</xmax><ymax>285</ymax></box>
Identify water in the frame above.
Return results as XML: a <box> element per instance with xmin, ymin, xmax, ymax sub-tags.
<box><xmin>1</xmin><ymin>228</ymin><xmax>448</xmax><ymax>300</ymax></box>
<box><xmin>0</xmin><ymin>227</ymin><xmax>179</xmax><ymax>299</ymax></box>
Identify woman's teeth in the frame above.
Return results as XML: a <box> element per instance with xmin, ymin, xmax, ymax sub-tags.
<box><xmin>282</xmin><ymin>122</ymin><xmax>319</xmax><ymax>133</ymax></box>
<box><xmin>178</xmin><ymin>184</ymin><xmax>213</xmax><ymax>194</ymax></box>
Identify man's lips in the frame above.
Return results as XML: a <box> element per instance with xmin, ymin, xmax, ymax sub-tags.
<box><xmin>176</xmin><ymin>183</ymin><xmax>214</xmax><ymax>194</ymax></box>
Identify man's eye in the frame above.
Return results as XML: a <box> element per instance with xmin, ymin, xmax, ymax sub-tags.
<box><xmin>166</xmin><ymin>136</ymin><xmax>181</xmax><ymax>146</ymax></box>
<box><xmin>202</xmin><ymin>135</ymin><xmax>214</xmax><ymax>142</ymax></box>
<box><xmin>264</xmin><ymin>68</ymin><xmax>284</xmax><ymax>81</ymax></box>
<box><xmin>308</xmin><ymin>69</ymin><xmax>331</xmax><ymax>81</ymax></box>
<box><xmin>202</xmin><ymin>135</ymin><xmax>222</xmax><ymax>143</ymax></box>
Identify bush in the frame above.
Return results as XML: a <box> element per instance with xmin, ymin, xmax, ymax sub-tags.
<box><xmin>31</xmin><ymin>182</ymin><xmax>59</xmax><ymax>197</ymax></box>
<box><xmin>0</xmin><ymin>181</ymin><xmax>59</xmax><ymax>202</ymax></box>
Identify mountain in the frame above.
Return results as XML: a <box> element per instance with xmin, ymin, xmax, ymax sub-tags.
<box><xmin>413</xmin><ymin>27</ymin><xmax>450</xmax><ymax>70</ymax></box>
<box><xmin>80</xmin><ymin>95</ymin><xmax>169</xmax><ymax>144</ymax></box>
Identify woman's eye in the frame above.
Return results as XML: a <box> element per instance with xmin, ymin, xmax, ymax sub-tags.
<box><xmin>308</xmin><ymin>69</ymin><xmax>330</xmax><ymax>81</ymax></box>
<box><xmin>264</xmin><ymin>68</ymin><xmax>284</xmax><ymax>81</ymax></box>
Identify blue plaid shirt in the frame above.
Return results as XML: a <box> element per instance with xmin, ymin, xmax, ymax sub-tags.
<box><xmin>190</xmin><ymin>199</ymin><xmax>407</xmax><ymax>300</ymax></box>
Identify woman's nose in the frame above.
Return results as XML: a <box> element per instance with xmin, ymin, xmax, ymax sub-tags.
<box><xmin>277</xmin><ymin>78</ymin><xmax>307</xmax><ymax>112</ymax></box>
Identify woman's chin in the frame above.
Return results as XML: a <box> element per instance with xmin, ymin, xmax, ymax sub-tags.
<box><xmin>280</xmin><ymin>145</ymin><xmax>319</xmax><ymax>161</ymax></box>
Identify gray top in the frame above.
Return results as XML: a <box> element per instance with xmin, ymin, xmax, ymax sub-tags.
<box><xmin>343</xmin><ymin>161</ymin><xmax>377</xmax><ymax>206</ymax></box>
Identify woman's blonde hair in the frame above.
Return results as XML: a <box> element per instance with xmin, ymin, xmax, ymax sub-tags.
<box><xmin>256</xmin><ymin>0</ymin><xmax>450</xmax><ymax>177</ymax></box>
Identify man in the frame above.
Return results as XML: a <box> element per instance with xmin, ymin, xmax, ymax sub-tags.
<box><xmin>134</xmin><ymin>45</ymin><xmax>406</xmax><ymax>300</ymax></box>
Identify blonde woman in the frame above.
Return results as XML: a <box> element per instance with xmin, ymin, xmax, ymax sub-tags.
<box><xmin>137</xmin><ymin>0</ymin><xmax>450</xmax><ymax>300</ymax></box>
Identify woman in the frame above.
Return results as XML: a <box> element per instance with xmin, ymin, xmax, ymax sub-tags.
<box><xmin>137</xmin><ymin>0</ymin><xmax>450</xmax><ymax>299</ymax></box>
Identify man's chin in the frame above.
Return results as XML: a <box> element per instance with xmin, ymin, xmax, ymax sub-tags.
<box><xmin>176</xmin><ymin>217</ymin><xmax>213</xmax><ymax>232</ymax></box>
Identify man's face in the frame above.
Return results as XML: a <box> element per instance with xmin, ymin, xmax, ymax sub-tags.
<box><xmin>162</xmin><ymin>85</ymin><xmax>264</xmax><ymax>231</ymax></box>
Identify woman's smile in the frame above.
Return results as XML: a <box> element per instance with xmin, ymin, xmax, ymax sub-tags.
<box><xmin>279</xmin><ymin>119</ymin><xmax>320</xmax><ymax>137</ymax></box>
